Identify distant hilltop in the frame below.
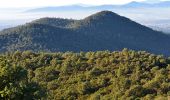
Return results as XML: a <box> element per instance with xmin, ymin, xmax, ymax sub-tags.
<box><xmin>0</xmin><ymin>11</ymin><xmax>170</xmax><ymax>56</ymax></box>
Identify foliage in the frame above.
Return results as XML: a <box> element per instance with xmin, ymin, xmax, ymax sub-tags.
<box><xmin>0</xmin><ymin>49</ymin><xmax>170</xmax><ymax>99</ymax></box>
<box><xmin>0</xmin><ymin>54</ymin><xmax>46</xmax><ymax>100</ymax></box>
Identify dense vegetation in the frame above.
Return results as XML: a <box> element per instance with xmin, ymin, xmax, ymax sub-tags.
<box><xmin>0</xmin><ymin>11</ymin><xmax>170</xmax><ymax>56</ymax></box>
<box><xmin>1</xmin><ymin>49</ymin><xmax>170</xmax><ymax>99</ymax></box>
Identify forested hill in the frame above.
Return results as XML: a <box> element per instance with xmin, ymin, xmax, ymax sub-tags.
<box><xmin>1</xmin><ymin>50</ymin><xmax>170</xmax><ymax>99</ymax></box>
<box><xmin>0</xmin><ymin>11</ymin><xmax>170</xmax><ymax>56</ymax></box>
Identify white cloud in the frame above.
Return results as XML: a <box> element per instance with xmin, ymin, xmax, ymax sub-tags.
<box><xmin>0</xmin><ymin>0</ymin><xmax>146</xmax><ymax>8</ymax></box>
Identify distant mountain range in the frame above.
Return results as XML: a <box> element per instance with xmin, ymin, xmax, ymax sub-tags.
<box><xmin>123</xmin><ymin>1</ymin><xmax>170</xmax><ymax>8</ymax></box>
<box><xmin>26</xmin><ymin>5</ymin><xmax>117</xmax><ymax>12</ymax></box>
<box><xmin>26</xmin><ymin>1</ymin><xmax>170</xmax><ymax>12</ymax></box>
<box><xmin>0</xmin><ymin>11</ymin><xmax>170</xmax><ymax>56</ymax></box>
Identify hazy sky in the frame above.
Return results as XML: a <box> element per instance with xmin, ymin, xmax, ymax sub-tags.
<box><xmin>0</xmin><ymin>0</ymin><xmax>152</xmax><ymax>8</ymax></box>
<box><xmin>1</xmin><ymin>0</ymin><xmax>169</xmax><ymax>8</ymax></box>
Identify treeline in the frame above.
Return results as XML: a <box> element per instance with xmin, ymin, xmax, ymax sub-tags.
<box><xmin>0</xmin><ymin>49</ymin><xmax>170</xmax><ymax>99</ymax></box>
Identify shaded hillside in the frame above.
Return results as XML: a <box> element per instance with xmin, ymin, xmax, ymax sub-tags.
<box><xmin>0</xmin><ymin>23</ymin><xmax>87</xmax><ymax>52</ymax></box>
<box><xmin>1</xmin><ymin>50</ymin><xmax>170</xmax><ymax>99</ymax></box>
<box><xmin>32</xmin><ymin>18</ymin><xmax>76</xmax><ymax>28</ymax></box>
<box><xmin>0</xmin><ymin>11</ymin><xmax>170</xmax><ymax>56</ymax></box>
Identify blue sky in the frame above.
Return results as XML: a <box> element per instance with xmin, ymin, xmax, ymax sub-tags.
<box><xmin>0</xmin><ymin>0</ymin><xmax>167</xmax><ymax>8</ymax></box>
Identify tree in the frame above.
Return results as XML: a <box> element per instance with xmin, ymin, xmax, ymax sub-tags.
<box><xmin>0</xmin><ymin>58</ymin><xmax>45</xmax><ymax>99</ymax></box>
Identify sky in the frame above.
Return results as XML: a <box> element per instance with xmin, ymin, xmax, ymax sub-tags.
<box><xmin>0</xmin><ymin>0</ymin><xmax>169</xmax><ymax>8</ymax></box>
<box><xmin>0</xmin><ymin>0</ymin><xmax>154</xmax><ymax>8</ymax></box>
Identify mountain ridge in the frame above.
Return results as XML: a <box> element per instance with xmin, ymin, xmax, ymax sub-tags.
<box><xmin>0</xmin><ymin>11</ymin><xmax>170</xmax><ymax>56</ymax></box>
<box><xmin>25</xmin><ymin>1</ymin><xmax>170</xmax><ymax>12</ymax></box>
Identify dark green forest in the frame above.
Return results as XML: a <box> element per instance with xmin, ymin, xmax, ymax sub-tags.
<box><xmin>1</xmin><ymin>11</ymin><xmax>170</xmax><ymax>56</ymax></box>
<box><xmin>1</xmin><ymin>49</ymin><xmax>170</xmax><ymax>99</ymax></box>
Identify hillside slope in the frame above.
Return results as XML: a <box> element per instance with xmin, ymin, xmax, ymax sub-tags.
<box><xmin>0</xmin><ymin>11</ymin><xmax>170</xmax><ymax>55</ymax></box>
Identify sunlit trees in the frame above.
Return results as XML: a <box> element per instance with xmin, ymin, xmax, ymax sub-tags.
<box><xmin>0</xmin><ymin>56</ymin><xmax>45</xmax><ymax>99</ymax></box>
<box><xmin>0</xmin><ymin>50</ymin><xmax>170</xmax><ymax>99</ymax></box>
